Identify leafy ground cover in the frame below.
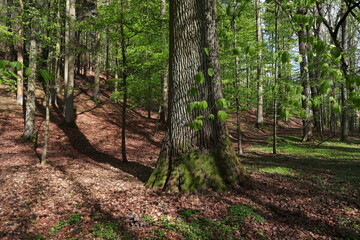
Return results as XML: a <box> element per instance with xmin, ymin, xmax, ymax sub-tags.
<box><xmin>0</xmin><ymin>82</ymin><xmax>359</xmax><ymax>239</ymax></box>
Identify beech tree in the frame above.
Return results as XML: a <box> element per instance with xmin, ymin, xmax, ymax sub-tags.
<box><xmin>146</xmin><ymin>0</ymin><xmax>247</xmax><ymax>192</ymax></box>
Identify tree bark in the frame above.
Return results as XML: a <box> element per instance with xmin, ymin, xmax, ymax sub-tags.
<box><xmin>15</xmin><ymin>0</ymin><xmax>24</xmax><ymax>106</ymax></box>
<box><xmin>146</xmin><ymin>0</ymin><xmax>247</xmax><ymax>192</ymax></box>
<box><xmin>64</xmin><ymin>0</ymin><xmax>76</xmax><ymax>125</ymax></box>
<box><xmin>298</xmin><ymin>8</ymin><xmax>313</xmax><ymax>142</ymax></box>
<box><xmin>23</xmin><ymin>22</ymin><xmax>37</xmax><ymax>140</ymax></box>
<box><xmin>256</xmin><ymin>0</ymin><xmax>264</xmax><ymax>126</ymax></box>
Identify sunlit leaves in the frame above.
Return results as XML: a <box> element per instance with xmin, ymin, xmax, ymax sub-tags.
<box><xmin>195</xmin><ymin>72</ymin><xmax>205</xmax><ymax>84</ymax></box>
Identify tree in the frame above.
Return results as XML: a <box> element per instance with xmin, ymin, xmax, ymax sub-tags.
<box><xmin>23</xmin><ymin>6</ymin><xmax>37</xmax><ymax>141</ymax></box>
<box><xmin>64</xmin><ymin>0</ymin><xmax>76</xmax><ymax>125</ymax></box>
<box><xmin>146</xmin><ymin>0</ymin><xmax>247</xmax><ymax>192</ymax></box>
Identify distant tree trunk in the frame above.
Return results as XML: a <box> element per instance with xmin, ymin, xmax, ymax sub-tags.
<box><xmin>255</xmin><ymin>0</ymin><xmax>263</xmax><ymax>126</ymax></box>
<box><xmin>340</xmin><ymin>3</ymin><xmax>349</xmax><ymax>141</ymax></box>
<box><xmin>93</xmin><ymin>33</ymin><xmax>100</xmax><ymax>101</ymax></box>
<box><xmin>273</xmin><ymin>4</ymin><xmax>279</xmax><ymax>154</ymax></box>
<box><xmin>120</xmin><ymin>1</ymin><xmax>128</xmax><ymax>163</ymax></box>
<box><xmin>15</xmin><ymin>0</ymin><xmax>24</xmax><ymax>106</ymax></box>
<box><xmin>146</xmin><ymin>0</ymin><xmax>247</xmax><ymax>192</ymax></box>
<box><xmin>41</xmin><ymin>81</ymin><xmax>50</xmax><ymax>165</ymax></box>
<box><xmin>298</xmin><ymin>8</ymin><xmax>313</xmax><ymax>142</ymax></box>
<box><xmin>159</xmin><ymin>0</ymin><xmax>168</xmax><ymax>124</ymax></box>
<box><xmin>64</xmin><ymin>0</ymin><xmax>76</xmax><ymax>125</ymax></box>
<box><xmin>23</xmin><ymin>22</ymin><xmax>37</xmax><ymax>140</ymax></box>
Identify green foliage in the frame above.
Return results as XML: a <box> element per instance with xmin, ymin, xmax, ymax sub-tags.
<box><xmin>49</xmin><ymin>213</ymin><xmax>83</xmax><ymax>234</ymax></box>
<box><xmin>228</xmin><ymin>205</ymin><xmax>265</xmax><ymax>223</ymax></box>
<box><xmin>195</xmin><ymin>72</ymin><xmax>205</xmax><ymax>84</ymax></box>
<box><xmin>91</xmin><ymin>222</ymin><xmax>119</xmax><ymax>239</ymax></box>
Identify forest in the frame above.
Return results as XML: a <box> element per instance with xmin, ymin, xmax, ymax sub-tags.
<box><xmin>0</xmin><ymin>0</ymin><xmax>359</xmax><ymax>239</ymax></box>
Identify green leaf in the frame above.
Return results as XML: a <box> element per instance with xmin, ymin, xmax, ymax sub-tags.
<box><xmin>188</xmin><ymin>87</ymin><xmax>197</xmax><ymax>97</ymax></box>
<box><xmin>281</xmin><ymin>51</ymin><xmax>291</xmax><ymax>63</ymax></box>
<box><xmin>197</xmin><ymin>101</ymin><xmax>208</xmax><ymax>111</ymax></box>
<box><xmin>300</xmin><ymin>109</ymin><xmax>307</xmax><ymax>119</ymax></box>
<box><xmin>187</xmin><ymin>101</ymin><xmax>198</xmax><ymax>112</ymax></box>
<box><xmin>233</xmin><ymin>47</ymin><xmax>241</xmax><ymax>55</ymax></box>
<box><xmin>203</xmin><ymin>48</ymin><xmax>210</xmax><ymax>56</ymax></box>
<box><xmin>38</xmin><ymin>69</ymin><xmax>52</xmax><ymax>84</ymax></box>
<box><xmin>208</xmin><ymin>114</ymin><xmax>215</xmax><ymax>120</ymax></box>
<box><xmin>207</xmin><ymin>68</ymin><xmax>214</xmax><ymax>77</ymax></box>
<box><xmin>320</xmin><ymin>80</ymin><xmax>332</xmax><ymax>94</ymax></box>
<box><xmin>330</xmin><ymin>47</ymin><xmax>341</xmax><ymax>58</ymax></box>
<box><xmin>216</xmin><ymin>98</ymin><xmax>228</xmax><ymax>109</ymax></box>
<box><xmin>332</xmin><ymin>103</ymin><xmax>341</xmax><ymax>113</ymax></box>
<box><xmin>24</xmin><ymin>67</ymin><xmax>32</xmax><ymax>77</ymax></box>
<box><xmin>10</xmin><ymin>61</ymin><xmax>22</xmax><ymax>71</ymax></box>
<box><xmin>0</xmin><ymin>60</ymin><xmax>10</xmax><ymax>68</ymax></box>
<box><xmin>218</xmin><ymin>111</ymin><xmax>227</xmax><ymax>122</ymax></box>
<box><xmin>195</xmin><ymin>72</ymin><xmax>205</xmax><ymax>84</ymax></box>
<box><xmin>189</xmin><ymin>119</ymin><xmax>203</xmax><ymax>131</ymax></box>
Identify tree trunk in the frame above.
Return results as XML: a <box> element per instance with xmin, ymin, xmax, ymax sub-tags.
<box><xmin>340</xmin><ymin>3</ymin><xmax>349</xmax><ymax>141</ymax></box>
<box><xmin>159</xmin><ymin>0</ymin><xmax>168</xmax><ymax>124</ymax></box>
<box><xmin>146</xmin><ymin>0</ymin><xmax>247</xmax><ymax>192</ymax></box>
<box><xmin>64</xmin><ymin>0</ymin><xmax>76</xmax><ymax>125</ymax></box>
<box><xmin>94</xmin><ymin>33</ymin><xmax>100</xmax><ymax>101</ymax></box>
<box><xmin>255</xmin><ymin>0</ymin><xmax>263</xmax><ymax>126</ymax></box>
<box><xmin>23</xmin><ymin>23</ymin><xmax>37</xmax><ymax>140</ymax></box>
<box><xmin>41</xmin><ymin>82</ymin><xmax>50</xmax><ymax>165</ymax></box>
<box><xmin>15</xmin><ymin>0</ymin><xmax>24</xmax><ymax>106</ymax></box>
<box><xmin>120</xmin><ymin>0</ymin><xmax>128</xmax><ymax>163</ymax></box>
<box><xmin>298</xmin><ymin>8</ymin><xmax>313</xmax><ymax>142</ymax></box>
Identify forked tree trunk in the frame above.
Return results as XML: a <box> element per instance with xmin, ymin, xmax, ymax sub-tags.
<box><xmin>146</xmin><ymin>0</ymin><xmax>247</xmax><ymax>192</ymax></box>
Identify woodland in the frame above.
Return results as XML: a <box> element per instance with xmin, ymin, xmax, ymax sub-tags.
<box><xmin>0</xmin><ymin>0</ymin><xmax>359</xmax><ymax>239</ymax></box>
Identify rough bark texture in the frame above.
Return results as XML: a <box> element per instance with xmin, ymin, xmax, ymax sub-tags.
<box><xmin>298</xmin><ymin>8</ymin><xmax>313</xmax><ymax>142</ymax></box>
<box><xmin>146</xmin><ymin>0</ymin><xmax>247</xmax><ymax>192</ymax></box>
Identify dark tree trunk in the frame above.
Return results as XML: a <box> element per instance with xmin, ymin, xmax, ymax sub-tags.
<box><xmin>146</xmin><ymin>0</ymin><xmax>247</xmax><ymax>192</ymax></box>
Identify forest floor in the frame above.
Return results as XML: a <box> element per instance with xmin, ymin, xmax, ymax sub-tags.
<box><xmin>0</xmin><ymin>78</ymin><xmax>359</xmax><ymax>240</ymax></box>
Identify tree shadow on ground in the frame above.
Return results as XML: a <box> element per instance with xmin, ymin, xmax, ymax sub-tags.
<box><xmin>36</xmin><ymin>100</ymin><xmax>153</xmax><ymax>183</ymax></box>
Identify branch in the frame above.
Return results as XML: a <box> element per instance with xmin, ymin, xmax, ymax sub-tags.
<box><xmin>333</xmin><ymin>1</ymin><xmax>360</xmax><ymax>39</ymax></box>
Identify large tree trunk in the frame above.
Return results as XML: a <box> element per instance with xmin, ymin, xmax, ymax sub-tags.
<box><xmin>255</xmin><ymin>0</ymin><xmax>263</xmax><ymax>126</ymax></box>
<box><xmin>64</xmin><ymin>0</ymin><xmax>76</xmax><ymax>125</ymax></box>
<box><xmin>146</xmin><ymin>0</ymin><xmax>247</xmax><ymax>192</ymax></box>
<box><xmin>298</xmin><ymin>8</ymin><xmax>313</xmax><ymax>142</ymax></box>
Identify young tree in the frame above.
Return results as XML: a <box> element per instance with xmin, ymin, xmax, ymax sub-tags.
<box><xmin>146</xmin><ymin>0</ymin><xmax>247</xmax><ymax>192</ymax></box>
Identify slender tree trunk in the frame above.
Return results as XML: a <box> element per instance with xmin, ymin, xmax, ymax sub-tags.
<box><xmin>15</xmin><ymin>0</ymin><xmax>24</xmax><ymax>106</ymax></box>
<box><xmin>120</xmin><ymin>1</ymin><xmax>128</xmax><ymax>163</ymax></box>
<box><xmin>255</xmin><ymin>0</ymin><xmax>263</xmax><ymax>126</ymax></box>
<box><xmin>159</xmin><ymin>0</ymin><xmax>168</xmax><ymax>124</ymax></box>
<box><xmin>146</xmin><ymin>0</ymin><xmax>247</xmax><ymax>192</ymax></box>
<box><xmin>273</xmin><ymin>4</ymin><xmax>279</xmax><ymax>154</ymax></box>
<box><xmin>41</xmin><ymin>82</ymin><xmax>50</xmax><ymax>165</ymax></box>
<box><xmin>94</xmin><ymin>33</ymin><xmax>100</xmax><ymax>101</ymax></box>
<box><xmin>64</xmin><ymin>0</ymin><xmax>76</xmax><ymax>125</ymax></box>
<box><xmin>23</xmin><ymin>23</ymin><xmax>37</xmax><ymax>140</ymax></box>
<box><xmin>340</xmin><ymin>4</ymin><xmax>349</xmax><ymax>141</ymax></box>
